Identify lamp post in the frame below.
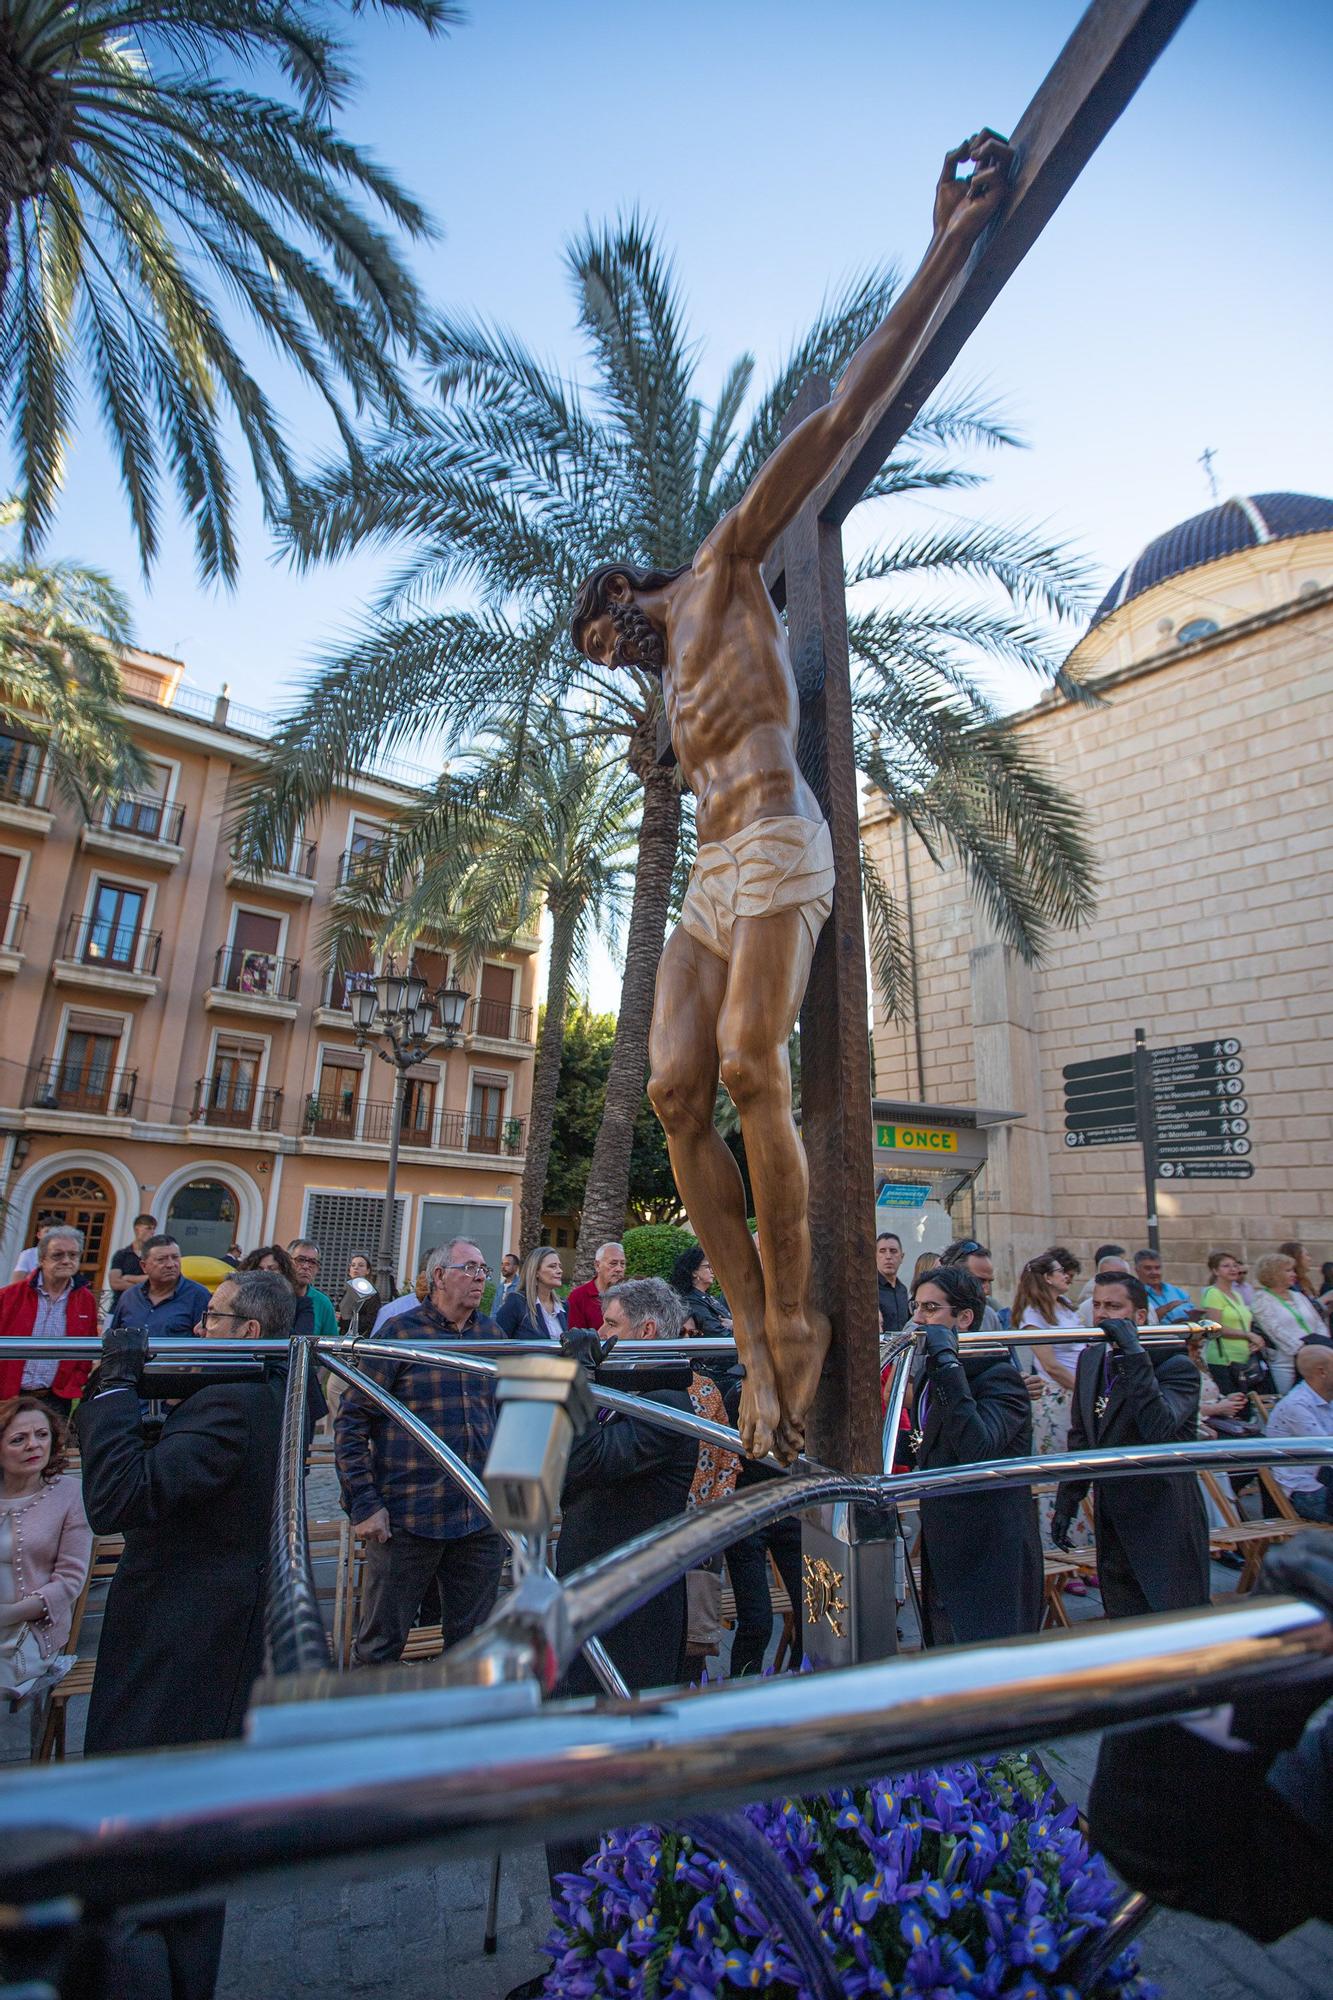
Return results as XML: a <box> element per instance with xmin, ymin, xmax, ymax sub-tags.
<box><xmin>351</xmin><ymin>958</ymin><xmax>469</xmax><ymax>1298</ymax></box>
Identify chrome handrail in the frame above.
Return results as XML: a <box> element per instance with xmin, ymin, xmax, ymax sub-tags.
<box><xmin>0</xmin><ymin>1593</ymin><xmax>1326</xmax><ymax>1915</ymax></box>
<box><xmin>542</xmin><ymin>1437</ymin><xmax>1333</xmax><ymax>1675</ymax></box>
<box><xmin>266</xmin><ymin>1337</ymin><xmax>330</xmax><ymax>1676</ymax></box>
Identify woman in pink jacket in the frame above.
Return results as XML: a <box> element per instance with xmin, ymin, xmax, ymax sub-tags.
<box><xmin>0</xmin><ymin>1395</ymin><xmax>92</xmax><ymax>1701</ymax></box>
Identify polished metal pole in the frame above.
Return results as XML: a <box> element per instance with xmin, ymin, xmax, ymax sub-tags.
<box><xmin>0</xmin><ymin>1595</ymin><xmax>1325</xmax><ymax>1915</ymax></box>
<box><xmin>265</xmin><ymin>1336</ymin><xmax>331</xmax><ymax>1676</ymax></box>
<box><xmin>375</xmin><ymin>1056</ymin><xmax>408</xmax><ymax>1300</ymax></box>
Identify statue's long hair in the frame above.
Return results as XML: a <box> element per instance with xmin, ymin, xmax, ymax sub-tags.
<box><xmin>568</xmin><ymin>560</ymin><xmax>690</xmax><ymax>654</ymax></box>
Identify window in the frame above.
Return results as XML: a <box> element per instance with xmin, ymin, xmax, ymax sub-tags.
<box><xmin>313</xmin><ymin>1057</ymin><xmax>361</xmax><ymax>1137</ymax></box>
<box><xmin>25</xmin><ymin>1172</ymin><xmax>112</xmax><ymax>1287</ymax></box>
<box><xmin>402</xmin><ymin>1075</ymin><xmax>436</xmax><ymax>1142</ymax></box>
<box><xmin>0</xmin><ymin>730</ymin><xmax>41</xmax><ymax>804</ymax></box>
<box><xmin>57</xmin><ymin>1029</ymin><xmax>120</xmax><ymax>1111</ymax></box>
<box><xmin>477</xmin><ymin>962</ymin><xmax>516</xmax><ymax>1039</ymax></box>
<box><xmin>166</xmin><ymin>1179</ymin><xmax>238</xmax><ymax>1261</ymax></box>
<box><xmin>330</xmin><ymin>936</ymin><xmax>373</xmax><ymax>1009</ymax></box>
<box><xmin>225</xmin><ymin>910</ymin><xmax>282</xmax><ymax>993</ymax></box>
<box><xmin>468</xmin><ymin>1075</ymin><xmax>507</xmax><ymax>1153</ymax></box>
<box><xmin>1176</xmin><ymin>616</ymin><xmax>1219</xmax><ymax>644</ymax></box>
<box><xmin>85</xmin><ymin>882</ymin><xmax>145</xmax><ymax>966</ymax></box>
<box><xmin>109</xmin><ymin>760</ymin><xmax>171</xmax><ymax>839</ymax></box>
<box><xmin>417</xmin><ymin>1199</ymin><xmax>505</xmax><ymax>1287</ymax></box>
<box><xmin>303</xmin><ymin>1192</ymin><xmax>405</xmax><ymax>1281</ymax></box>
<box><xmin>206</xmin><ymin>1038</ymin><xmax>264</xmax><ymax>1128</ymax></box>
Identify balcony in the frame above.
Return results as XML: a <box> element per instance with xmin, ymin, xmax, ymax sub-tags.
<box><xmin>312</xmin><ymin>966</ymin><xmax>373</xmax><ymax>1029</ymax></box>
<box><xmin>337</xmin><ymin>843</ymin><xmax>388</xmax><ymax>888</ymax></box>
<box><xmin>470</xmin><ymin>997</ymin><xmax>534</xmax><ymax>1045</ymax></box>
<box><xmin>205</xmin><ymin>946</ymin><xmax>302</xmax><ymax>1020</ymax></box>
<box><xmin>193</xmin><ymin>1075</ymin><xmax>284</xmax><ymax>1133</ymax></box>
<box><xmin>27</xmin><ymin>1058</ymin><xmax>137</xmax><ymax>1119</ymax></box>
<box><xmin>52</xmin><ymin>915</ymin><xmax>162</xmax><ymax>996</ymax></box>
<box><xmin>0</xmin><ymin>752</ymin><xmax>51</xmax><ymax>833</ymax></box>
<box><xmin>225</xmin><ymin>839</ymin><xmax>318</xmax><ymax>900</ymax></box>
<box><xmin>81</xmin><ymin>793</ymin><xmax>185</xmax><ymax>867</ymax></box>
<box><xmin>298</xmin><ymin>1099</ymin><xmax>524</xmax><ymax>1156</ymax></box>
<box><xmin>0</xmin><ymin>902</ymin><xmax>26</xmax><ymax>971</ymax></box>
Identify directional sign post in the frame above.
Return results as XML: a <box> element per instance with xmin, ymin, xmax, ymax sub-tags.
<box><xmin>1061</xmin><ymin>1031</ymin><xmax>1252</xmax><ymax>1237</ymax></box>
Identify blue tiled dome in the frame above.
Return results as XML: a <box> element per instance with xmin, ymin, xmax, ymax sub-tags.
<box><xmin>1091</xmin><ymin>492</ymin><xmax>1333</xmax><ymax>626</ymax></box>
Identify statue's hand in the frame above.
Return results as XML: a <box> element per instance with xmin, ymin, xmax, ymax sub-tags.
<box><xmin>932</xmin><ymin>130</ymin><xmax>1013</xmax><ymax>248</ymax></box>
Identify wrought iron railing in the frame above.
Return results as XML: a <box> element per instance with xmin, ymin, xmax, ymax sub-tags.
<box><xmin>25</xmin><ymin>1058</ymin><xmax>138</xmax><ymax>1117</ymax></box>
<box><xmin>337</xmin><ymin>843</ymin><xmax>388</xmax><ymax>886</ymax></box>
<box><xmin>193</xmin><ymin>1075</ymin><xmax>284</xmax><ymax>1132</ymax></box>
<box><xmin>211</xmin><ymin>945</ymin><xmax>301</xmax><ymax>1002</ymax></box>
<box><xmin>0</xmin><ymin>900</ymin><xmax>27</xmax><ymax>949</ymax></box>
<box><xmin>63</xmin><ymin>913</ymin><xmax>161</xmax><ymax>975</ymax></box>
<box><xmin>471</xmin><ymin>997</ymin><xmax>534</xmax><ymax>1042</ymax></box>
<box><xmin>0</xmin><ymin>750</ymin><xmax>43</xmax><ymax>806</ymax></box>
<box><xmin>94</xmin><ymin>792</ymin><xmax>186</xmax><ymax>845</ymax></box>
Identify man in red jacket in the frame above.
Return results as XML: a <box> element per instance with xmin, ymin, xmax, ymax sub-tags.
<box><xmin>0</xmin><ymin>1225</ymin><xmax>98</xmax><ymax>1414</ymax></box>
<box><xmin>565</xmin><ymin>1240</ymin><xmax>626</xmax><ymax>1332</ymax></box>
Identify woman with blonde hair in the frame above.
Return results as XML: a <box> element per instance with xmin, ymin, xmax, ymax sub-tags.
<box><xmin>1012</xmin><ymin>1251</ymin><xmax>1090</xmax><ymax>1566</ymax></box>
<box><xmin>1251</xmin><ymin>1251</ymin><xmax>1324</xmax><ymax>1393</ymax></box>
<box><xmin>496</xmin><ymin>1246</ymin><xmax>567</xmax><ymax>1343</ymax></box>
<box><xmin>0</xmin><ymin>1396</ymin><xmax>91</xmax><ymax>1711</ymax></box>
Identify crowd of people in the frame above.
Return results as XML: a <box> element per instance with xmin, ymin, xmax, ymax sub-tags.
<box><xmin>1</xmin><ymin>1210</ymin><xmax>1331</xmax><ymax>1993</ymax></box>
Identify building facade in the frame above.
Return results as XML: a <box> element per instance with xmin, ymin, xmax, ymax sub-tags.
<box><xmin>0</xmin><ymin>651</ymin><xmax>538</xmax><ymax>1290</ymax></box>
<box><xmin>862</xmin><ymin>492</ymin><xmax>1333</xmax><ymax>1296</ymax></box>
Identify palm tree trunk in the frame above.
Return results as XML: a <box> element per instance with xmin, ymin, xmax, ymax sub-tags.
<box><xmin>573</xmin><ymin>749</ymin><xmax>681</xmax><ymax>1278</ymax></box>
<box><xmin>518</xmin><ymin>895</ymin><xmax>579</xmax><ymax>1255</ymax></box>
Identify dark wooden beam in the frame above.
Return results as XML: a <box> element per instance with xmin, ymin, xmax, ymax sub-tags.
<box><xmin>774</xmin><ymin>0</ymin><xmax>1196</xmax><ymax>576</ymax></box>
<box><xmin>781</xmin><ymin>379</ymin><xmax>882</xmax><ymax>1475</ymax></box>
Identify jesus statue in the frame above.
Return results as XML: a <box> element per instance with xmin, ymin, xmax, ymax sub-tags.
<box><xmin>570</xmin><ymin>133</ymin><xmax>1013</xmax><ymax>1462</ymax></box>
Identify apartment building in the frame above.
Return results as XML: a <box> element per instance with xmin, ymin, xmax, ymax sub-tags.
<box><xmin>0</xmin><ymin>650</ymin><xmax>538</xmax><ymax>1290</ymax></box>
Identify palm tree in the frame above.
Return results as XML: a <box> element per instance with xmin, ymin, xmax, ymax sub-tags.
<box><xmin>0</xmin><ymin>496</ymin><xmax>143</xmax><ymax>802</ymax></box>
<box><xmin>309</xmin><ymin>709</ymin><xmax>638</xmax><ymax>1254</ymax></box>
<box><xmin>251</xmin><ymin>216</ymin><xmax>1095</xmax><ymax>1274</ymax></box>
<box><xmin>0</xmin><ymin>0</ymin><xmax>453</xmax><ymax>581</ymax></box>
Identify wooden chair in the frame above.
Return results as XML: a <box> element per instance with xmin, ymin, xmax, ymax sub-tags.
<box><xmin>1257</xmin><ymin>1466</ymin><xmax>1333</xmax><ymax>1532</ymax></box>
<box><xmin>337</xmin><ymin>1529</ymin><xmax>447</xmax><ymax>1668</ymax></box>
<box><xmin>1197</xmin><ymin>1472</ymin><xmax>1308</xmax><ymax>1594</ymax></box>
<box><xmin>35</xmin><ymin>1535</ymin><xmax>124</xmax><ymax>1761</ymax></box>
<box><xmin>307</xmin><ymin>1516</ymin><xmax>349</xmax><ymax>1656</ymax></box>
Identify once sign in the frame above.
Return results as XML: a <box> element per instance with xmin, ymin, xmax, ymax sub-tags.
<box><xmin>876</xmin><ymin>1123</ymin><xmax>959</xmax><ymax>1155</ymax></box>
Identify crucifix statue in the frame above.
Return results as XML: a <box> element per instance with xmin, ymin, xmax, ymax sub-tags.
<box><xmin>571</xmin><ymin>135</ymin><xmax>1013</xmax><ymax>1463</ymax></box>
<box><xmin>572</xmin><ymin>0</ymin><xmax>1194</xmax><ymax>1494</ymax></box>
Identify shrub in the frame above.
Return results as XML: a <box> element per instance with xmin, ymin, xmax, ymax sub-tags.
<box><xmin>622</xmin><ymin>1224</ymin><xmax>697</xmax><ymax>1283</ymax></box>
<box><xmin>542</xmin><ymin>1754</ymin><xmax>1158</xmax><ymax>1999</ymax></box>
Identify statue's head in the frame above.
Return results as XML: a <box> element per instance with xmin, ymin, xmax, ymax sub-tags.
<box><xmin>568</xmin><ymin>560</ymin><xmax>688</xmax><ymax>672</ymax></box>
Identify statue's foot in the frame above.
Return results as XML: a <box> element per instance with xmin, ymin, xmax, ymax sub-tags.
<box><xmin>768</xmin><ymin>1306</ymin><xmax>832</xmax><ymax>1456</ymax></box>
<box><xmin>773</xmin><ymin>1409</ymin><xmax>805</xmax><ymax>1466</ymax></box>
<box><xmin>737</xmin><ymin>1370</ymin><xmax>781</xmax><ymax>1462</ymax></box>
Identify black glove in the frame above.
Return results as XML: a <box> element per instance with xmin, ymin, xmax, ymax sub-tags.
<box><xmin>97</xmin><ymin>1321</ymin><xmax>150</xmax><ymax>1393</ymax></box>
<box><xmin>562</xmin><ymin>1328</ymin><xmax>616</xmax><ymax>1373</ymax></box>
<box><xmin>922</xmin><ymin>1322</ymin><xmax>960</xmax><ymax>1365</ymax></box>
<box><xmin>1098</xmin><ymin>1316</ymin><xmax>1143</xmax><ymax>1356</ymax></box>
<box><xmin>1050</xmin><ymin>1499</ymin><xmax>1076</xmax><ymax>1551</ymax></box>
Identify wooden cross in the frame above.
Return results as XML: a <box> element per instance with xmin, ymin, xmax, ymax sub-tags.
<box><xmin>663</xmin><ymin>0</ymin><xmax>1195</xmax><ymax>1475</ymax></box>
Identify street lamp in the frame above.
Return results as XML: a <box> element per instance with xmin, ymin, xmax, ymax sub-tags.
<box><xmin>352</xmin><ymin>956</ymin><xmax>470</xmax><ymax>1297</ymax></box>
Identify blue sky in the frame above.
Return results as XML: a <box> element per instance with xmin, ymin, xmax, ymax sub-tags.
<box><xmin>38</xmin><ymin>0</ymin><xmax>1333</xmax><ymax>726</ymax></box>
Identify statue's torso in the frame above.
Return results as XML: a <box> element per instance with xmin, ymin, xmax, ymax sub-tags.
<box><xmin>664</xmin><ymin>555</ymin><xmax>821</xmax><ymax>843</ymax></box>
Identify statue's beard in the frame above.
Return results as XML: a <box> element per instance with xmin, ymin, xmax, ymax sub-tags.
<box><xmin>610</xmin><ymin>601</ymin><xmax>665</xmax><ymax>672</ymax></box>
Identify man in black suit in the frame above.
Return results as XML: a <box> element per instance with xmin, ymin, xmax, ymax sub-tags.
<box><xmin>555</xmin><ymin>1276</ymin><xmax>698</xmax><ymax>1695</ymax></box>
<box><xmin>911</xmin><ymin>1264</ymin><xmax>1042</xmax><ymax>1645</ymax></box>
<box><xmin>1052</xmin><ymin>1270</ymin><xmax>1208</xmax><ymax>1617</ymax></box>
<box><xmin>77</xmin><ymin>1267</ymin><xmax>294</xmax><ymax>1999</ymax></box>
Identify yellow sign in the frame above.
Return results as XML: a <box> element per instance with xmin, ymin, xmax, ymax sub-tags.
<box><xmin>875</xmin><ymin>1122</ymin><xmax>958</xmax><ymax>1155</ymax></box>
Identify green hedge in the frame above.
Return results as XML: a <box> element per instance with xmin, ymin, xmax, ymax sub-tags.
<box><xmin>621</xmin><ymin>1223</ymin><xmax>697</xmax><ymax>1282</ymax></box>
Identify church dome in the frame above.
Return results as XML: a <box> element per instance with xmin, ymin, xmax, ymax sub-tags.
<box><xmin>1091</xmin><ymin>492</ymin><xmax>1333</xmax><ymax>627</ymax></box>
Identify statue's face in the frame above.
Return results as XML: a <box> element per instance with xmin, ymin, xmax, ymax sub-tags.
<box><xmin>579</xmin><ymin>584</ymin><xmax>666</xmax><ymax>672</ymax></box>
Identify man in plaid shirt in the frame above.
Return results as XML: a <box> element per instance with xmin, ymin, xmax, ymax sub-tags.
<box><xmin>336</xmin><ymin>1237</ymin><xmax>507</xmax><ymax>1665</ymax></box>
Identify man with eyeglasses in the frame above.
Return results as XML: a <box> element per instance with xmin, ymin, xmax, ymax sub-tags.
<box><xmin>336</xmin><ymin>1238</ymin><xmax>508</xmax><ymax>1666</ymax></box>
<box><xmin>76</xmin><ymin>1269</ymin><xmax>294</xmax><ymax>2000</ymax></box>
<box><xmin>937</xmin><ymin>1239</ymin><xmax>1004</xmax><ymax>1330</ymax></box>
<box><xmin>0</xmin><ymin>1224</ymin><xmax>100</xmax><ymax>1415</ymax></box>
<box><xmin>909</xmin><ymin>1264</ymin><xmax>1042</xmax><ymax>1645</ymax></box>
<box><xmin>285</xmin><ymin>1237</ymin><xmax>339</xmax><ymax>1343</ymax></box>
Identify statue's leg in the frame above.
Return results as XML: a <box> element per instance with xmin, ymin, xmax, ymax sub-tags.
<box><xmin>648</xmin><ymin>923</ymin><xmax>780</xmax><ymax>1458</ymax></box>
<box><xmin>716</xmin><ymin>910</ymin><xmax>829</xmax><ymax>1463</ymax></box>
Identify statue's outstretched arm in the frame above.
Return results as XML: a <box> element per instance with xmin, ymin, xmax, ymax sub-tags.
<box><xmin>713</xmin><ymin>133</ymin><xmax>1013</xmax><ymax>564</ymax></box>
